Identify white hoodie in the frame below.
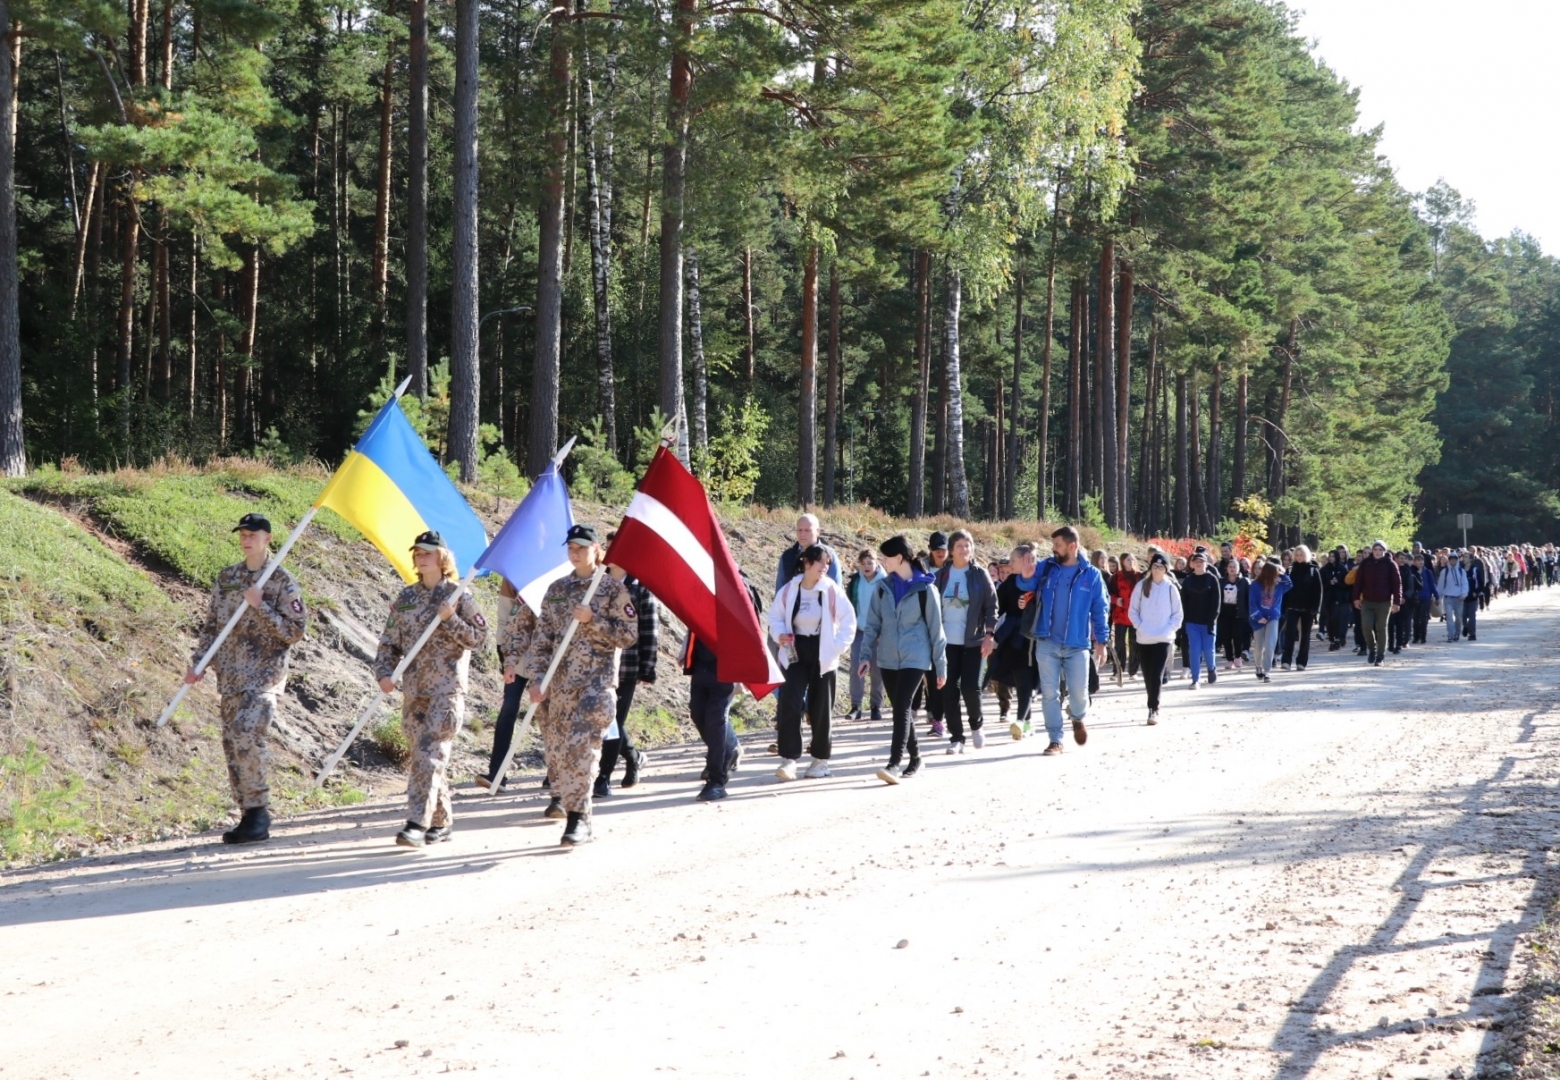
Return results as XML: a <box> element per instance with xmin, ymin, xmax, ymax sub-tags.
<box><xmin>1128</xmin><ymin>575</ymin><xmax>1184</xmax><ymax>644</ymax></box>
<box><xmin>769</xmin><ymin>573</ymin><xmax>858</xmax><ymax>672</ymax></box>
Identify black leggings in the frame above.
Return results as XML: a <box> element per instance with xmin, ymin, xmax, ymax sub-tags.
<box><xmin>597</xmin><ymin>676</ymin><xmax>640</xmax><ymax>779</ymax></box>
<box><xmin>484</xmin><ymin>675</ymin><xmax>528</xmax><ymax>781</ymax></box>
<box><xmin>1111</xmin><ymin>624</ymin><xmax>1138</xmax><ymax>676</ymax></box>
<box><xmin>776</xmin><ymin>635</ymin><xmax>835</xmax><ymax>760</ymax></box>
<box><xmin>1218</xmin><ymin>608</ymin><xmax>1250</xmax><ymax>661</ymax></box>
<box><xmin>1138</xmin><ymin>642</ymin><xmax>1170</xmax><ymax>711</ymax></box>
<box><xmin>942</xmin><ymin>644</ymin><xmax>984</xmax><ymax>743</ymax></box>
<box><xmin>882</xmin><ymin>668</ymin><xmax>924</xmax><ymax>766</ymax></box>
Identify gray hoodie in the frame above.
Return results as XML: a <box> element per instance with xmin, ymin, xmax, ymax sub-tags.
<box><xmin>859</xmin><ymin>574</ymin><xmax>947</xmax><ymax>680</ymax></box>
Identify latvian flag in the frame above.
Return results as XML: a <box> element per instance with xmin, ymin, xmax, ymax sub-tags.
<box><xmin>605</xmin><ymin>447</ymin><xmax>783</xmax><ymax>697</ymax></box>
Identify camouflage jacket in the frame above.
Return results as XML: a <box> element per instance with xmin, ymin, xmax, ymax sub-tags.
<box><xmin>193</xmin><ymin>561</ymin><xmax>308</xmax><ymax>696</ymax></box>
<box><xmin>499</xmin><ymin>596</ymin><xmax>536</xmax><ymax>667</ymax></box>
<box><xmin>373</xmin><ymin>579</ymin><xmax>489</xmax><ymax>698</ymax></box>
<box><xmin>519</xmin><ymin>572</ymin><xmax>637</xmax><ymax>691</ymax></box>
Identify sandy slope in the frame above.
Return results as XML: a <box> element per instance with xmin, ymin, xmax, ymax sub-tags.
<box><xmin>3</xmin><ymin>588</ymin><xmax>1558</xmax><ymax>1080</ymax></box>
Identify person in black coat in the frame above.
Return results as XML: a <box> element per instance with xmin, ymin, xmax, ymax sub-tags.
<box><xmin>1279</xmin><ymin>546</ymin><xmax>1323</xmax><ymax>670</ymax></box>
<box><xmin>989</xmin><ymin>542</ymin><xmax>1040</xmax><ymax>740</ymax></box>
<box><xmin>1319</xmin><ymin>547</ymin><xmax>1352</xmax><ymax>650</ymax></box>
<box><xmin>1217</xmin><ymin>560</ymin><xmax>1251</xmax><ymax>669</ymax></box>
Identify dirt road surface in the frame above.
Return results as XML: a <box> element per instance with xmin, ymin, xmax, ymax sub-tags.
<box><xmin>5</xmin><ymin>589</ymin><xmax>1558</xmax><ymax>1080</ymax></box>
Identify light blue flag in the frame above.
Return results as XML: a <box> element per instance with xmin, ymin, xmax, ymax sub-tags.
<box><xmin>474</xmin><ymin>464</ymin><xmax>576</xmax><ymax>613</ymax></box>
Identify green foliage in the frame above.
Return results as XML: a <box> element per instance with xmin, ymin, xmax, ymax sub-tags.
<box><xmin>571</xmin><ymin>417</ymin><xmax>636</xmax><ymax>505</ymax></box>
<box><xmin>370</xmin><ymin>713</ymin><xmax>411</xmax><ymax>768</ymax></box>
<box><xmin>1217</xmin><ymin>494</ymin><xmax>1272</xmax><ymax>558</ymax></box>
<box><xmin>0</xmin><ymin>743</ymin><xmax>86</xmax><ymax>863</ymax></box>
<box><xmin>700</xmin><ymin>398</ymin><xmax>770</xmax><ymax>505</ymax></box>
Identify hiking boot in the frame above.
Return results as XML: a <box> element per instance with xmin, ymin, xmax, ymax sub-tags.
<box><xmin>424</xmin><ymin>823</ymin><xmax>452</xmax><ymax>844</ymax></box>
<box><xmin>1072</xmin><ymin>719</ymin><xmax>1088</xmax><ymax>746</ymax></box>
<box><xmin>876</xmin><ymin>763</ymin><xmax>903</xmax><ymax>785</ymax></box>
<box><xmin>696</xmin><ymin>784</ymin><xmax>727</xmax><ymax>802</ymax></box>
<box><xmin>560</xmin><ymin>812</ymin><xmax>593</xmax><ymax>846</ymax></box>
<box><xmin>804</xmin><ymin>758</ymin><xmax>830</xmax><ymax>779</ymax></box>
<box><xmin>775</xmin><ymin>759</ymin><xmax>798</xmax><ymax>782</ymax></box>
<box><xmin>541</xmin><ymin>775</ymin><xmax>550</xmax><ymax>790</ymax></box>
<box><xmin>621</xmin><ymin>749</ymin><xmax>646</xmax><ymax>789</ymax></box>
<box><xmin>1009</xmin><ymin>720</ymin><xmax>1024</xmax><ymax>742</ymax></box>
<box><xmin>394</xmin><ymin>821</ymin><xmax>426</xmax><ymax>848</ymax></box>
<box><xmin>543</xmin><ymin>796</ymin><xmax>566</xmax><ymax>820</ymax></box>
<box><xmin>870</xmin><ymin>708</ymin><xmax>883</xmax><ymax>723</ymax></box>
<box><xmin>971</xmin><ymin>729</ymin><xmax>985</xmax><ymax>750</ymax></box>
<box><xmin>1042</xmin><ymin>742</ymin><xmax>1063</xmax><ymax>756</ymax></box>
<box><xmin>901</xmin><ymin>756</ymin><xmax>922</xmax><ymax>778</ymax></box>
<box><xmin>223</xmin><ymin>807</ymin><xmax>271</xmax><ymax>845</ymax></box>
<box><xmin>593</xmin><ymin>775</ymin><xmax>613</xmax><ymax>800</ymax></box>
<box><xmin>1146</xmin><ymin>709</ymin><xmax>1159</xmax><ymax>726</ymax></box>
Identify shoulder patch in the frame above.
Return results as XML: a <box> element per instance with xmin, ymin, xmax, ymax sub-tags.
<box><xmin>473</xmin><ymin>612</ymin><xmax>487</xmax><ymax>629</ymax></box>
<box><xmin>623</xmin><ymin>601</ymin><xmax>636</xmax><ymax>619</ymax></box>
<box><xmin>291</xmin><ymin>598</ymin><xmax>304</xmax><ymax>614</ymax></box>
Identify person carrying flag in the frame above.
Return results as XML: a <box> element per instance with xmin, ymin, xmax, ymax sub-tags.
<box><xmin>184</xmin><ymin>513</ymin><xmax>308</xmax><ymax>845</ymax></box>
<box><xmin>521</xmin><ymin>525</ymin><xmax>639</xmax><ymax>846</ymax></box>
<box><xmin>375</xmin><ymin>531</ymin><xmax>489</xmax><ymax>848</ymax></box>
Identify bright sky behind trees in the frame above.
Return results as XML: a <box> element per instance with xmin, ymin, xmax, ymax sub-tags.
<box><xmin>1294</xmin><ymin>0</ymin><xmax>1560</xmax><ymax>251</ymax></box>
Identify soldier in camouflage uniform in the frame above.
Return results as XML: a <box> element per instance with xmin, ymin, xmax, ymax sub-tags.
<box><xmin>184</xmin><ymin>513</ymin><xmax>307</xmax><ymax>845</ymax></box>
<box><xmin>521</xmin><ymin>524</ymin><xmax>637</xmax><ymax>846</ymax></box>
<box><xmin>374</xmin><ymin>531</ymin><xmax>489</xmax><ymax>848</ymax></box>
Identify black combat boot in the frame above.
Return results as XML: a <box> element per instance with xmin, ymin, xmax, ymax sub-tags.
<box><xmin>560</xmin><ymin>812</ymin><xmax>593</xmax><ymax>846</ymax></box>
<box><xmin>424</xmin><ymin>823</ymin><xmax>452</xmax><ymax>844</ymax></box>
<box><xmin>395</xmin><ymin>821</ymin><xmax>427</xmax><ymax>848</ymax></box>
<box><xmin>621</xmin><ymin>749</ymin><xmax>646</xmax><ymax>789</ymax></box>
<box><xmin>592</xmin><ymin>775</ymin><xmax>613</xmax><ymax>799</ymax></box>
<box><xmin>222</xmin><ymin>807</ymin><xmax>271</xmax><ymax>845</ymax></box>
<box><xmin>543</xmin><ymin>796</ymin><xmax>565</xmax><ymax>819</ymax></box>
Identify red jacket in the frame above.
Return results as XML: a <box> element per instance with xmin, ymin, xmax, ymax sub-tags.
<box><xmin>1351</xmin><ymin>554</ymin><xmax>1403</xmax><ymax>606</ymax></box>
<box><xmin>1109</xmin><ymin>570</ymin><xmax>1142</xmax><ymax>626</ymax></box>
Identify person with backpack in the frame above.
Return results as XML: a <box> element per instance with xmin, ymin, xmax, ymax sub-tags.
<box><xmin>1128</xmin><ymin>553</ymin><xmax>1183</xmax><ymax>726</ymax></box>
<box><xmin>1436</xmin><ymin>551</ymin><xmax>1469</xmax><ymax>642</ymax></box>
<box><xmin>1028</xmin><ymin>526</ymin><xmax>1110</xmax><ymax>756</ymax></box>
<box><xmin>1460</xmin><ymin>549</ymin><xmax>1486</xmax><ymax>641</ymax></box>
<box><xmin>934</xmin><ymin>530</ymin><xmax>997</xmax><ymax>754</ymax></box>
<box><xmin>858</xmin><ymin>535</ymin><xmax>945</xmax><ymax>784</ymax></box>
<box><xmin>1410</xmin><ymin>551</ymin><xmax>1438</xmax><ymax>644</ymax></box>
<box><xmin>992</xmin><ymin>542</ymin><xmax>1041</xmax><ymax>742</ymax></box>
<box><xmin>1388</xmin><ymin>551</ymin><xmax>1419</xmax><ymax>654</ymax></box>
<box><xmin>770</xmin><ymin>545</ymin><xmax>857</xmax><ymax>782</ymax></box>
<box><xmin>1320</xmin><ymin>546</ymin><xmax>1353</xmax><ymax>651</ymax></box>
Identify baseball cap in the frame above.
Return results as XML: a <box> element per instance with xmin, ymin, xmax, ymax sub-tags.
<box><xmin>928</xmin><ymin>531</ymin><xmax>949</xmax><ymax>551</ymax></box>
<box><xmin>410</xmin><ymin>530</ymin><xmax>445</xmax><ymax>551</ymax></box>
<box><xmin>565</xmin><ymin>524</ymin><xmax>599</xmax><ymax>547</ymax></box>
<box><xmin>234</xmin><ymin>513</ymin><xmax>272</xmax><ymax>533</ymax></box>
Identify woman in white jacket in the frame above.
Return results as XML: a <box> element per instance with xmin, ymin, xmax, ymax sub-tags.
<box><xmin>1128</xmin><ymin>553</ymin><xmax>1183</xmax><ymax>726</ymax></box>
<box><xmin>770</xmin><ymin>545</ymin><xmax>858</xmax><ymax>780</ymax></box>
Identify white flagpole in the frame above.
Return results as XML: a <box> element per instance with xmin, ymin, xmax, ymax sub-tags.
<box><xmin>155</xmin><ymin>507</ymin><xmax>319</xmax><ymax>728</ymax></box>
<box><xmin>314</xmin><ymin>565</ymin><xmax>482</xmax><ymax>786</ymax></box>
<box><xmin>484</xmin><ymin>565</ymin><xmax>606</xmax><ymax>793</ymax></box>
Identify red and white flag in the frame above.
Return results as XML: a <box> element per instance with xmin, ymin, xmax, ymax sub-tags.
<box><xmin>605</xmin><ymin>447</ymin><xmax>783</xmax><ymax>698</ymax></box>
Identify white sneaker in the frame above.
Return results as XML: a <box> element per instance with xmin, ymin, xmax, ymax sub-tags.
<box><xmin>1147</xmin><ymin>709</ymin><xmax>1159</xmax><ymax>726</ymax></box>
<box><xmin>945</xmin><ymin>743</ymin><xmax>959</xmax><ymax>755</ymax></box>
<box><xmin>972</xmin><ymin>729</ymin><xmax>986</xmax><ymax>750</ymax></box>
<box><xmin>775</xmin><ymin>759</ymin><xmax>798</xmax><ymax>782</ymax></box>
<box><xmin>803</xmin><ymin>758</ymin><xmax>830</xmax><ymax>779</ymax></box>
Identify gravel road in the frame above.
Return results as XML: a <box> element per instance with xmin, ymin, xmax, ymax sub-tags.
<box><xmin>4</xmin><ymin>588</ymin><xmax>1557</xmax><ymax>1080</ymax></box>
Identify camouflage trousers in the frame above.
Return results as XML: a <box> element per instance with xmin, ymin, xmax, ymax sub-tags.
<box><xmin>220</xmin><ymin>690</ymin><xmax>274</xmax><ymax>811</ymax></box>
<box><xmin>403</xmin><ymin>692</ymin><xmax>463</xmax><ymax>828</ymax></box>
<box><xmin>537</xmin><ymin>682</ymin><xmax>617</xmax><ymax>815</ymax></box>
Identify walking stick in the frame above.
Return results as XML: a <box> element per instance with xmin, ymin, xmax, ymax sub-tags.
<box><xmin>156</xmin><ymin>508</ymin><xmax>319</xmax><ymax>727</ymax></box>
<box><xmin>479</xmin><ymin>566</ymin><xmax>607</xmax><ymax>794</ymax></box>
<box><xmin>314</xmin><ymin>567</ymin><xmax>481</xmax><ymax>787</ymax></box>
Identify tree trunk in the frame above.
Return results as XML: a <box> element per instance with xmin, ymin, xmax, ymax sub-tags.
<box><xmin>742</xmin><ymin>246</ymin><xmax>756</xmax><ymax>387</ymax></box>
<box><xmin>993</xmin><ymin>376</ymin><xmax>1005</xmax><ymax>519</ymax></box>
<box><xmin>528</xmin><ymin>6</ymin><xmax>572</xmax><ymax>476</ymax></box>
<box><xmin>1097</xmin><ymin>240</ymin><xmax>1118</xmax><ymax>526</ymax></box>
<box><xmin>1036</xmin><ymin>212</ymin><xmax>1057</xmax><ymax>519</ymax></box>
<box><xmin>1007</xmin><ymin>261</ymin><xmax>1022</xmax><ymax>520</ymax></box>
<box><xmin>116</xmin><ymin>195</ymin><xmax>139</xmax><ymax>400</ymax></box>
<box><xmin>1268</xmin><ymin>318</ymin><xmax>1297</xmax><ymax>540</ymax></box>
<box><xmin>656</xmin><ymin>0</ymin><xmax>695</xmax><ymax>460</ymax></box>
<box><xmin>1232</xmin><ymin>369</ymin><xmax>1248</xmax><ymax>510</ymax></box>
<box><xmin>70</xmin><ymin>161</ymin><xmax>100</xmax><ymax>317</ymax></box>
<box><xmin>405</xmin><ymin>0</ymin><xmax>429</xmax><ymax>397</ymax></box>
<box><xmin>908</xmin><ymin>250</ymin><xmax>930</xmax><ymax>516</ymax></box>
<box><xmin>686</xmin><ymin>246</ymin><xmax>707</xmax><ymax>459</ymax></box>
<box><xmin>1189</xmin><ymin>372</ymin><xmax>1209</xmax><ymax>535</ymax></box>
<box><xmin>371</xmin><ymin>39</ymin><xmax>394</xmax><ymax>346</ymax></box>
<box><xmin>797</xmin><ymin>245</ymin><xmax>818</xmax><ymax>506</ymax></box>
<box><xmin>448</xmin><ymin>0</ymin><xmax>481</xmax><ymax>482</ymax></box>
<box><xmin>159</xmin><ymin>0</ymin><xmax>173</xmax><ymax>90</ymax></box>
<box><xmin>822</xmin><ymin>261</ymin><xmax>840</xmax><ymax>506</ymax></box>
<box><xmin>154</xmin><ymin>218</ymin><xmax>171</xmax><ymax>397</ymax></box>
<box><xmin>1065</xmin><ymin>278</ymin><xmax>1082</xmax><ymax>518</ymax></box>
<box><xmin>1207</xmin><ymin>360</ymin><xmax>1222</xmax><ymax>527</ymax></box>
<box><xmin>943</xmin><ymin>267</ymin><xmax>970</xmax><ymax>516</ymax></box>
<box><xmin>239</xmin><ymin>245</ymin><xmax>260</xmax><ymax>445</ymax></box>
<box><xmin>129</xmin><ymin>0</ymin><xmax>149</xmax><ymax>86</ymax></box>
<box><xmin>0</xmin><ymin>0</ymin><xmax>20</xmax><ymax>475</ymax></box>
<box><xmin>1115</xmin><ymin>253</ymin><xmax>1133</xmax><ymax>527</ymax></box>
<box><xmin>1173</xmin><ymin>370</ymin><xmax>1189</xmax><ymax>538</ymax></box>
<box><xmin>581</xmin><ymin>0</ymin><xmax>619</xmax><ymax>451</ymax></box>
<box><xmin>186</xmin><ymin>238</ymin><xmax>197</xmax><ymax>419</ymax></box>
<box><xmin>1136</xmin><ymin>318</ymin><xmax>1157</xmax><ymax>525</ymax></box>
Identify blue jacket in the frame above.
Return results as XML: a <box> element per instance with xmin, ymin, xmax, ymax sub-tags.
<box><xmin>1248</xmin><ymin>574</ymin><xmax>1292</xmax><ymax>627</ymax></box>
<box><xmin>1415</xmin><ymin>567</ymin><xmax>1439</xmax><ymax>603</ymax></box>
<box><xmin>859</xmin><ymin>574</ymin><xmax>947</xmax><ymax>680</ymax></box>
<box><xmin>1032</xmin><ymin>557</ymin><xmax>1110</xmax><ymax>650</ymax></box>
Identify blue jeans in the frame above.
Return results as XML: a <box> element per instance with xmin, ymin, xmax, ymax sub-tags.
<box><xmin>1185</xmin><ymin>623</ymin><xmax>1217</xmax><ymax>683</ymax></box>
<box><xmin>1444</xmin><ymin>599</ymin><xmax>1462</xmax><ymax>641</ymax></box>
<box><xmin>1034</xmin><ymin>638</ymin><xmax>1092</xmax><ymax>746</ymax></box>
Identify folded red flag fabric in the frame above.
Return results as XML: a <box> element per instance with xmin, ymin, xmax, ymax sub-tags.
<box><xmin>605</xmin><ymin>447</ymin><xmax>782</xmax><ymax>698</ymax></box>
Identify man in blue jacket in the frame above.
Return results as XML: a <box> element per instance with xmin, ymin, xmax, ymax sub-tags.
<box><xmin>1031</xmin><ymin>526</ymin><xmax>1110</xmax><ymax>756</ymax></box>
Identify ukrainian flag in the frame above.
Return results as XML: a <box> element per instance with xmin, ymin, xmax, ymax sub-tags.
<box><xmin>314</xmin><ymin>396</ymin><xmax>488</xmax><ymax>582</ymax></box>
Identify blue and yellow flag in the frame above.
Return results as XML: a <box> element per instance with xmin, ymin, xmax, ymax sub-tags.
<box><xmin>315</xmin><ymin>396</ymin><xmax>488</xmax><ymax>582</ymax></box>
